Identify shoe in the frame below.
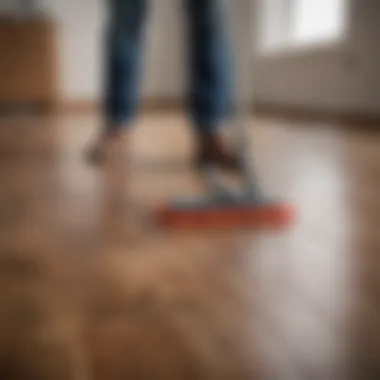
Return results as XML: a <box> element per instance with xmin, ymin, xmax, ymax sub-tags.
<box><xmin>85</xmin><ymin>130</ymin><xmax>129</xmax><ymax>165</ymax></box>
<box><xmin>86</xmin><ymin>143</ymin><xmax>106</xmax><ymax>165</ymax></box>
<box><xmin>195</xmin><ymin>133</ymin><xmax>241</xmax><ymax>171</ymax></box>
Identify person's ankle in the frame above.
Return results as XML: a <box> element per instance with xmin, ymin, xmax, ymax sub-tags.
<box><xmin>102</xmin><ymin>127</ymin><xmax>127</xmax><ymax>141</ymax></box>
<box><xmin>87</xmin><ymin>127</ymin><xmax>129</xmax><ymax>164</ymax></box>
<box><xmin>195</xmin><ymin>131</ymin><xmax>240</xmax><ymax>170</ymax></box>
<box><xmin>198</xmin><ymin>131</ymin><xmax>231</xmax><ymax>154</ymax></box>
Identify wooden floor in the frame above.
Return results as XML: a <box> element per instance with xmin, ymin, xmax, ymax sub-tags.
<box><xmin>0</xmin><ymin>112</ymin><xmax>379</xmax><ymax>379</ymax></box>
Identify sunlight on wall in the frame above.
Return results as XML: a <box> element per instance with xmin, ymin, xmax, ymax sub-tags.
<box><xmin>258</xmin><ymin>0</ymin><xmax>349</xmax><ymax>54</ymax></box>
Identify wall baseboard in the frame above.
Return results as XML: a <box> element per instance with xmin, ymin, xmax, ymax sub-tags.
<box><xmin>253</xmin><ymin>102</ymin><xmax>380</xmax><ymax>127</ymax></box>
<box><xmin>56</xmin><ymin>98</ymin><xmax>185</xmax><ymax>115</ymax></box>
<box><xmin>16</xmin><ymin>98</ymin><xmax>380</xmax><ymax>130</ymax></box>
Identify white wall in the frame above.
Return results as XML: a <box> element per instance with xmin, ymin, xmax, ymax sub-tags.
<box><xmin>0</xmin><ymin>0</ymin><xmax>186</xmax><ymax>101</ymax></box>
<box><xmin>0</xmin><ymin>0</ymin><xmax>251</xmax><ymax>104</ymax></box>
<box><xmin>253</xmin><ymin>0</ymin><xmax>380</xmax><ymax>114</ymax></box>
<box><xmin>2</xmin><ymin>0</ymin><xmax>379</xmax><ymax>113</ymax></box>
<box><xmin>42</xmin><ymin>0</ymin><xmax>186</xmax><ymax>101</ymax></box>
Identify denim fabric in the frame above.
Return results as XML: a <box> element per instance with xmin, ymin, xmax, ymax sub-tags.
<box><xmin>104</xmin><ymin>0</ymin><xmax>233</xmax><ymax>134</ymax></box>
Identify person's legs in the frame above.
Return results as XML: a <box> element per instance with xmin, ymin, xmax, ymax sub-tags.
<box><xmin>89</xmin><ymin>0</ymin><xmax>148</xmax><ymax>162</ymax></box>
<box><xmin>185</xmin><ymin>0</ymin><xmax>238</xmax><ymax>169</ymax></box>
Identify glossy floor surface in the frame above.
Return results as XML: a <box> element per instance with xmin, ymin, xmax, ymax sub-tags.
<box><xmin>0</xmin><ymin>113</ymin><xmax>379</xmax><ymax>379</ymax></box>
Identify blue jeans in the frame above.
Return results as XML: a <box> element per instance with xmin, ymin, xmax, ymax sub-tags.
<box><xmin>104</xmin><ymin>0</ymin><xmax>234</xmax><ymax>135</ymax></box>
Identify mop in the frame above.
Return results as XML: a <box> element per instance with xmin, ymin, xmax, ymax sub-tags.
<box><xmin>154</xmin><ymin>1</ymin><xmax>296</xmax><ymax>229</ymax></box>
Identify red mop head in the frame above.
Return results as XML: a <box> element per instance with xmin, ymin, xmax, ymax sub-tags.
<box><xmin>154</xmin><ymin>202</ymin><xmax>296</xmax><ymax>229</ymax></box>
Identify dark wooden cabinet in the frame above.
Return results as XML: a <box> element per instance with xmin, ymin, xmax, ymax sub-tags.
<box><xmin>0</xmin><ymin>17</ymin><xmax>57</xmax><ymax>110</ymax></box>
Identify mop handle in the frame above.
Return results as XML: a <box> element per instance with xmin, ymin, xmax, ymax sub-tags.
<box><xmin>202</xmin><ymin>1</ymin><xmax>259</xmax><ymax>197</ymax></box>
<box><xmin>231</xmin><ymin>0</ymin><xmax>262</xmax><ymax>195</ymax></box>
